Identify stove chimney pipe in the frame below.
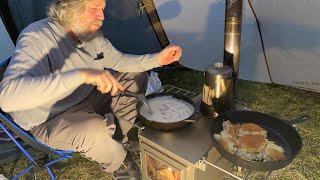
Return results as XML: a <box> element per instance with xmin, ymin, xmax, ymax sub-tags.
<box><xmin>223</xmin><ymin>0</ymin><xmax>243</xmax><ymax>97</ymax></box>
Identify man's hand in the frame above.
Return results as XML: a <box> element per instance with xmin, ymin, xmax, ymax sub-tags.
<box><xmin>157</xmin><ymin>45</ymin><xmax>182</xmax><ymax>66</ymax></box>
<box><xmin>79</xmin><ymin>69</ymin><xmax>124</xmax><ymax>95</ymax></box>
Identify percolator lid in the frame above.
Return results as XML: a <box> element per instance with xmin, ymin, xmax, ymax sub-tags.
<box><xmin>206</xmin><ymin>62</ymin><xmax>233</xmax><ymax>75</ymax></box>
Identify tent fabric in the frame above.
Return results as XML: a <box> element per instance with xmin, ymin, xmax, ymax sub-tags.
<box><xmin>0</xmin><ymin>18</ymin><xmax>14</xmax><ymax>64</ymax></box>
<box><xmin>154</xmin><ymin>0</ymin><xmax>271</xmax><ymax>83</ymax></box>
<box><xmin>7</xmin><ymin>0</ymin><xmax>51</xmax><ymax>40</ymax></box>
<box><xmin>102</xmin><ymin>0</ymin><xmax>161</xmax><ymax>54</ymax></box>
<box><xmin>0</xmin><ymin>0</ymin><xmax>19</xmax><ymax>43</ymax></box>
<box><xmin>155</xmin><ymin>0</ymin><xmax>320</xmax><ymax>92</ymax></box>
<box><xmin>255</xmin><ymin>0</ymin><xmax>320</xmax><ymax>92</ymax></box>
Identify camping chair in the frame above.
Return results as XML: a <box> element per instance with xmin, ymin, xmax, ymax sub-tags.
<box><xmin>0</xmin><ymin>58</ymin><xmax>73</xmax><ymax>180</ymax></box>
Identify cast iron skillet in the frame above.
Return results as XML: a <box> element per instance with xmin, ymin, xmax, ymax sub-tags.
<box><xmin>137</xmin><ymin>92</ymin><xmax>201</xmax><ymax>131</ymax></box>
<box><xmin>210</xmin><ymin>110</ymin><xmax>308</xmax><ymax>171</ymax></box>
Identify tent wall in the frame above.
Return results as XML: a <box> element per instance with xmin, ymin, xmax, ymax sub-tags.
<box><xmin>102</xmin><ymin>0</ymin><xmax>161</xmax><ymax>54</ymax></box>
<box><xmin>0</xmin><ymin>18</ymin><xmax>15</xmax><ymax>63</ymax></box>
<box><xmin>154</xmin><ymin>0</ymin><xmax>271</xmax><ymax>83</ymax></box>
<box><xmin>0</xmin><ymin>0</ymin><xmax>19</xmax><ymax>43</ymax></box>
<box><xmin>155</xmin><ymin>0</ymin><xmax>320</xmax><ymax>92</ymax></box>
<box><xmin>255</xmin><ymin>0</ymin><xmax>320</xmax><ymax>92</ymax></box>
<box><xmin>6</xmin><ymin>0</ymin><xmax>51</xmax><ymax>39</ymax></box>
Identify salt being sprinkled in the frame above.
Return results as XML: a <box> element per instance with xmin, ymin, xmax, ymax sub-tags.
<box><xmin>140</xmin><ymin>96</ymin><xmax>194</xmax><ymax>122</ymax></box>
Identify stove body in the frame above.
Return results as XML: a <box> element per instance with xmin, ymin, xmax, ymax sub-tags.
<box><xmin>138</xmin><ymin>93</ymin><xmax>234</xmax><ymax>180</ymax></box>
<box><xmin>139</xmin><ymin>117</ymin><xmax>234</xmax><ymax>180</ymax></box>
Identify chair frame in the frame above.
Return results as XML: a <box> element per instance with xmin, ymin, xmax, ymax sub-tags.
<box><xmin>0</xmin><ymin>57</ymin><xmax>73</xmax><ymax>180</ymax></box>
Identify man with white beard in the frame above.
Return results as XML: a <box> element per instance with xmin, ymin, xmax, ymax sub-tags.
<box><xmin>0</xmin><ymin>0</ymin><xmax>182</xmax><ymax>179</ymax></box>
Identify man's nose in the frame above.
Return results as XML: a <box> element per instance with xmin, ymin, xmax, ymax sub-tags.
<box><xmin>96</xmin><ymin>10</ymin><xmax>105</xmax><ymax>21</ymax></box>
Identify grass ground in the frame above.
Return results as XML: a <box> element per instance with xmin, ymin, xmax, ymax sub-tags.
<box><xmin>1</xmin><ymin>69</ymin><xmax>319</xmax><ymax>179</ymax></box>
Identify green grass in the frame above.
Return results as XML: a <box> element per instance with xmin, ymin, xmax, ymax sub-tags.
<box><xmin>1</xmin><ymin>69</ymin><xmax>320</xmax><ymax>179</ymax></box>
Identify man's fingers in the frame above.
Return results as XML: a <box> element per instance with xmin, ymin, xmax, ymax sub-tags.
<box><xmin>100</xmin><ymin>74</ymin><xmax>112</xmax><ymax>93</ymax></box>
<box><xmin>97</xmin><ymin>80</ymin><xmax>109</xmax><ymax>93</ymax></box>
<box><xmin>111</xmin><ymin>81</ymin><xmax>124</xmax><ymax>96</ymax></box>
<box><xmin>170</xmin><ymin>47</ymin><xmax>181</xmax><ymax>62</ymax></box>
<box><xmin>97</xmin><ymin>85</ymin><xmax>103</xmax><ymax>92</ymax></box>
<box><xmin>108</xmin><ymin>76</ymin><xmax>119</xmax><ymax>96</ymax></box>
<box><xmin>105</xmin><ymin>72</ymin><xmax>122</xmax><ymax>96</ymax></box>
<box><xmin>167</xmin><ymin>45</ymin><xmax>182</xmax><ymax>62</ymax></box>
<box><xmin>118</xmin><ymin>83</ymin><xmax>125</xmax><ymax>91</ymax></box>
<box><xmin>174</xmin><ymin>47</ymin><xmax>182</xmax><ymax>56</ymax></box>
<box><xmin>169</xmin><ymin>45</ymin><xmax>180</xmax><ymax>52</ymax></box>
<box><xmin>173</xmin><ymin>49</ymin><xmax>182</xmax><ymax>61</ymax></box>
<box><xmin>110</xmin><ymin>84</ymin><xmax>118</xmax><ymax>96</ymax></box>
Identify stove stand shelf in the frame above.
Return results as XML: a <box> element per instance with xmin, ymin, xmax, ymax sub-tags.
<box><xmin>197</xmin><ymin>153</ymin><xmax>275</xmax><ymax>180</ymax></box>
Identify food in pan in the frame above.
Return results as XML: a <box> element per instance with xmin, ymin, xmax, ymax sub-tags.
<box><xmin>235</xmin><ymin>134</ymin><xmax>268</xmax><ymax>161</ymax></box>
<box><xmin>213</xmin><ymin>121</ymin><xmax>237</xmax><ymax>154</ymax></box>
<box><xmin>236</xmin><ymin>135</ymin><xmax>268</xmax><ymax>153</ymax></box>
<box><xmin>263</xmin><ymin>141</ymin><xmax>286</xmax><ymax>161</ymax></box>
<box><xmin>139</xmin><ymin>96</ymin><xmax>194</xmax><ymax>122</ymax></box>
<box><xmin>213</xmin><ymin>133</ymin><xmax>236</xmax><ymax>154</ymax></box>
<box><xmin>237</xmin><ymin>123</ymin><xmax>267</xmax><ymax>137</ymax></box>
<box><xmin>213</xmin><ymin>121</ymin><xmax>286</xmax><ymax>162</ymax></box>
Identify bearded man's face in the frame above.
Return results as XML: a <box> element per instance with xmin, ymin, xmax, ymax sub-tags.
<box><xmin>72</xmin><ymin>0</ymin><xmax>105</xmax><ymax>41</ymax></box>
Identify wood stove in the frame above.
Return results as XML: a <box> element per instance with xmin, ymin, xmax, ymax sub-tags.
<box><xmin>138</xmin><ymin>85</ymin><xmax>237</xmax><ymax>180</ymax></box>
<box><xmin>136</xmin><ymin>85</ymin><xmax>279</xmax><ymax>180</ymax></box>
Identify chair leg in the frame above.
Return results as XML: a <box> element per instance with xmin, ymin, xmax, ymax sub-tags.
<box><xmin>0</xmin><ymin>123</ymin><xmax>37</xmax><ymax>179</ymax></box>
<box><xmin>0</xmin><ymin>123</ymin><xmax>36</xmax><ymax>164</ymax></box>
<box><xmin>44</xmin><ymin>155</ymin><xmax>71</xmax><ymax>167</ymax></box>
<box><xmin>0</xmin><ymin>123</ymin><xmax>72</xmax><ymax>180</ymax></box>
<box><xmin>8</xmin><ymin>152</ymin><xmax>21</xmax><ymax>176</ymax></box>
<box><xmin>11</xmin><ymin>164</ymin><xmax>35</xmax><ymax>180</ymax></box>
<box><xmin>43</xmin><ymin>155</ymin><xmax>72</xmax><ymax>179</ymax></box>
<box><xmin>46</xmin><ymin>166</ymin><xmax>56</xmax><ymax>180</ymax></box>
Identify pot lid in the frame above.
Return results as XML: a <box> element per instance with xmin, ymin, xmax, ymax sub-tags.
<box><xmin>206</xmin><ymin>63</ymin><xmax>233</xmax><ymax>75</ymax></box>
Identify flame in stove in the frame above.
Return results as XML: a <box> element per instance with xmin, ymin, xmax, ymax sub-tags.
<box><xmin>146</xmin><ymin>155</ymin><xmax>181</xmax><ymax>180</ymax></box>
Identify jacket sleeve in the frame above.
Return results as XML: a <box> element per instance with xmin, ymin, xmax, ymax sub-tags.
<box><xmin>0</xmin><ymin>31</ymin><xmax>84</xmax><ymax>112</ymax></box>
<box><xmin>102</xmin><ymin>39</ymin><xmax>161</xmax><ymax>72</ymax></box>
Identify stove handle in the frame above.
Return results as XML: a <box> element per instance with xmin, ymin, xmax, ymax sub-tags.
<box><xmin>127</xmin><ymin>121</ymin><xmax>145</xmax><ymax>131</ymax></box>
<box><xmin>200</xmin><ymin>157</ymin><xmax>243</xmax><ymax>180</ymax></box>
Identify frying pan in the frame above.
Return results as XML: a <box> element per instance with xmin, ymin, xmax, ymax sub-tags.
<box><xmin>136</xmin><ymin>92</ymin><xmax>201</xmax><ymax>131</ymax></box>
<box><xmin>210</xmin><ymin>110</ymin><xmax>308</xmax><ymax>171</ymax></box>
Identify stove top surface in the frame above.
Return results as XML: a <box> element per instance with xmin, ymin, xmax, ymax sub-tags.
<box><xmin>139</xmin><ymin>98</ymin><xmax>215</xmax><ymax>164</ymax></box>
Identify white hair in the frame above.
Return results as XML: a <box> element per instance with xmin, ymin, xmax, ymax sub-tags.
<box><xmin>47</xmin><ymin>0</ymin><xmax>86</xmax><ymax>26</ymax></box>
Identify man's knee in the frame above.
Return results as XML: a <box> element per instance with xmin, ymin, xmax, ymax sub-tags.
<box><xmin>78</xmin><ymin>117</ymin><xmax>126</xmax><ymax>171</ymax></box>
<box><xmin>86</xmin><ymin>127</ymin><xmax>126</xmax><ymax>172</ymax></box>
<box><xmin>80</xmin><ymin>117</ymin><xmax>115</xmax><ymax>138</ymax></box>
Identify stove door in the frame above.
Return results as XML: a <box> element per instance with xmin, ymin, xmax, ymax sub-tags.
<box><xmin>140</xmin><ymin>142</ymin><xmax>192</xmax><ymax>180</ymax></box>
<box><xmin>146</xmin><ymin>155</ymin><xmax>181</xmax><ymax>180</ymax></box>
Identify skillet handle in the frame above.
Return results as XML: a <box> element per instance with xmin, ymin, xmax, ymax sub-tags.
<box><xmin>183</xmin><ymin>111</ymin><xmax>201</xmax><ymax>123</ymax></box>
<box><xmin>234</xmin><ymin>98</ymin><xmax>251</xmax><ymax>111</ymax></box>
<box><xmin>288</xmin><ymin>115</ymin><xmax>309</xmax><ymax>125</ymax></box>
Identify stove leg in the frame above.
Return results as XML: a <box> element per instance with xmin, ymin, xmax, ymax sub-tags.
<box><xmin>244</xmin><ymin>169</ymin><xmax>251</xmax><ymax>180</ymax></box>
<box><xmin>264</xmin><ymin>171</ymin><xmax>273</xmax><ymax>180</ymax></box>
<box><xmin>237</xmin><ymin>166</ymin><xmax>242</xmax><ymax>173</ymax></box>
<box><xmin>214</xmin><ymin>155</ymin><xmax>223</xmax><ymax>164</ymax></box>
